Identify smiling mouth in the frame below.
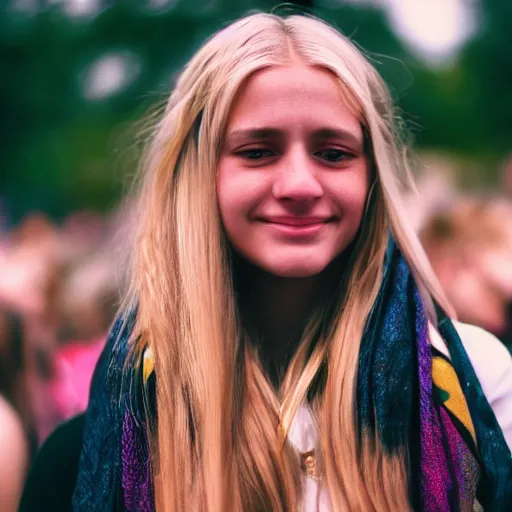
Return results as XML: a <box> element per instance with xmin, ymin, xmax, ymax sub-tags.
<box><xmin>260</xmin><ymin>216</ymin><xmax>334</xmax><ymax>227</ymax></box>
<box><xmin>258</xmin><ymin>216</ymin><xmax>335</xmax><ymax>237</ymax></box>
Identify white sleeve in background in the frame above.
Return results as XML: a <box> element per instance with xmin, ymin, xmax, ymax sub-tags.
<box><xmin>430</xmin><ymin>321</ymin><xmax>512</xmax><ymax>450</ymax></box>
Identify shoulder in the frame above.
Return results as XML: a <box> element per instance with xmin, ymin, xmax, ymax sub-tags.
<box><xmin>91</xmin><ymin>308</ymin><xmax>138</xmax><ymax>394</ymax></box>
<box><xmin>0</xmin><ymin>395</ymin><xmax>28</xmax><ymax>511</ymax></box>
<box><xmin>430</xmin><ymin>320</ymin><xmax>512</xmax><ymax>449</ymax></box>
<box><xmin>72</xmin><ymin>309</ymin><xmax>137</xmax><ymax>511</ymax></box>
<box><xmin>83</xmin><ymin>307</ymin><xmax>139</xmax><ymax>424</ymax></box>
<box><xmin>449</xmin><ymin>321</ymin><xmax>512</xmax><ymax>408</ymax></box>
<box><xmin>452</xmin><ymin>321</ymin><xmax>512</xmax><ymax>384</ymax></box>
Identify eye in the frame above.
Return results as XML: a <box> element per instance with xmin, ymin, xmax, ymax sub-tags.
<box><xmin>236</xmin><ymin>148</ymin><xmax>276</xmax><ymax>160</ymax></box>
<box><xmin>314</xmin><ymin>148</ymin><xmax>354</xmax><ymax>163</ymax></box>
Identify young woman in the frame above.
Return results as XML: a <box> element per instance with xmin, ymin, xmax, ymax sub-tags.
<box><xmin>72</xmin><ymin>12</ymin><xmax>512</xmax><ymax>511</ymax></box>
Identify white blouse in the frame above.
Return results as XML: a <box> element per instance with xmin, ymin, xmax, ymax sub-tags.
<box><xmin>287</xmin><ymin>321</ymin><xmax>512</xmax><ymax>511</ymax></box>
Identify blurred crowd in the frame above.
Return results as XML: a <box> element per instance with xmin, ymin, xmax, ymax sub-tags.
<box><xmin>0</xmin><ymin>158</ymin><xmax>511</xmax><ymax>508</ymax></box>
<box><xmin>0</xmin><ymin>206</ymin><xmax>129</xmax><ymax>455</ymax></box>
<box><xmin>407</xmin><ymin>157</ymin><xmax>512</xmax><ymax>347</ymax></box>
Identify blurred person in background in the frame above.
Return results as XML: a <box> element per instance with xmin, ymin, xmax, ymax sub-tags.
<box><xmin>38</xmin><ymin>12</ymin><xmax>512</xmax><ymax>512</ymax></box>
<box><xmin>51</xmin><ymin>249</ymin><xmax>119</xmax><ymax>421</ymax></box>
<box><xmin>0</xmin><ymin>308</ymin><xmax>30</xmax><ymax>512</ymax></box>
<box><xmin>421</xmin><ymin>199</ymin><xmax>512</xmax><ymax>351</ymax></box>
<box><xmin>1</xmin><ymin>213</ymin><xmax>64</xmax><ymax>443</ymax></box>
<box><xmin>15</xmin><ymin>210</ymin><xmax>123</xmax><ymax>512</ymax></box>
<box><xmin>485</xmin><ymin>197</ymin><xmax>512</xmax><ymax>349</ymax></box>
<box><xmin>0</xmin><ymin>208</ymin><xmax>121</xmax><ymax>447</ymax></box>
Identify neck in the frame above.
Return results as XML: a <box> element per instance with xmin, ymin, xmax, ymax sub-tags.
<box><xmin>237</xmin><ymin>259</ymin><xmax>343</xmax><ymax>384</ymax></box>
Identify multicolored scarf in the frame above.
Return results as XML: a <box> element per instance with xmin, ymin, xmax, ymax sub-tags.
<box><xmin>357</xmin><ymin>241</ymin><xmax>512</xmax><ymax>510</ymax></box>
<box><xmin>73</xmin><ymin>241</ymin><xmax>512</xmax><ymax>511</ymax></box>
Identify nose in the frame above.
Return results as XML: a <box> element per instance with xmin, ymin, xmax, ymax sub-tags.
<box><xmin>272</xmin><ymin>148</ymin><xmax>323</xmax><ymax>206</ymax></box>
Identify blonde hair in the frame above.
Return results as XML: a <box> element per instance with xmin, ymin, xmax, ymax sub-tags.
<box><xmin>121</xmin><ymin>12</ymin><xmax>453</xmax><ymax>512</ymax></box>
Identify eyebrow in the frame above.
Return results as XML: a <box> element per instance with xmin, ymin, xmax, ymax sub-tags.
<box><xmin>312</xmin><ymin>128</ymin><xmax>363</xmax><ymax>148</ymax></box>
<box><xmin>225</xmin><ymin>128</ymin><xmax>284</xmax><ymax>145</ymax></box>
<box><xmin>225</xmin><ymin>127</ymin><xmax>363</xmax><ymax>149</ymax></box>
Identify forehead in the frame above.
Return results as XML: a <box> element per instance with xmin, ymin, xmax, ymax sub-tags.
<box><xmin>226</xmin><ymin>64</ymin><xmax>362</xmax><ymax>136</ymax></box>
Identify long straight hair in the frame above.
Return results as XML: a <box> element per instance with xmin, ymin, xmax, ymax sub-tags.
<box><xmin>120</xmin><ymin>12</ymin><xmax>454</xmax><ymax>511</ymax></box>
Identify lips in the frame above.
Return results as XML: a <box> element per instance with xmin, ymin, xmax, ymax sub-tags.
<box><xmin>256</xmin><ymin>215</ymin><xmax>335</xmax><ymax>239</ymax></box>
<box><xmin>260</xmin><ymin>215</ymin><xmax>333</xmax><ymax>226</ymax></box>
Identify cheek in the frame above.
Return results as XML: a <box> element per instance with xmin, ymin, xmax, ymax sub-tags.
<box><xmin>332</xmin><ymin>173</ymin><xmax>369</xmax><ymax>220</ymax></box>
<box><xmin>217</xmin><ymin>163</ymin><xmax>269</xmax><ymax>223</ymax></box>
<box><xmin>217</xmin><ymin>164</ymin><xmax>255</xmax><ymax>237</ymax></box>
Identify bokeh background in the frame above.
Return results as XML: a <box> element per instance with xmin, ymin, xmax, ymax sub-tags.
<box><xmin>1</xmin><ymin>0</ymin><xmax>512</xmax><ymax>507</ymax></box>
<box><xmin>3</xmin><ymin>0</ymin><xmax>512</xmax><ymax>222</ymax></box>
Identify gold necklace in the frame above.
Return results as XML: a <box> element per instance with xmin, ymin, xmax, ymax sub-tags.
<box><xmin>299</xmin><ymin>449</ymin><xmax>322</xmax><ymax>481</ymax></box>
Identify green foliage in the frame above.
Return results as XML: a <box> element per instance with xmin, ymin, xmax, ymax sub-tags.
<box><xmin>1</xmin><ymin>0</ymin><xmax>510</xmax><ymax>220</ymax></box>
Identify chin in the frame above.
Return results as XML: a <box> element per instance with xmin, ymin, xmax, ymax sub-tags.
<box><xmin>262</xmin><ymin>260</ymin><xmax>329</xmax><ymax>279</ymax></box>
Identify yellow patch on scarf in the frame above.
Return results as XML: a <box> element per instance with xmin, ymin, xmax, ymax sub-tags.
<box><xmin>432</xmin><ymin>355</ymin><xmax>476</xmax><ymax>444</ymax></box>
<box><xmin>143</xmin><ymin>347</ymin><xmax>154</xmax><ymax>384</ymax></box>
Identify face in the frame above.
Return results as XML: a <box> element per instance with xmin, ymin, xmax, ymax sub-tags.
<box><xmin>217</xmin><ymin>65</ymin><xmax>369</xmax><ymax>278</ymax></box>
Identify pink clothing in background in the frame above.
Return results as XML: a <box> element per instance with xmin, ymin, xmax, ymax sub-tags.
<box><xmin>51</xmin><ymin>338</ymin><xmax>106</xmax><ymax>421</ymax></box>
